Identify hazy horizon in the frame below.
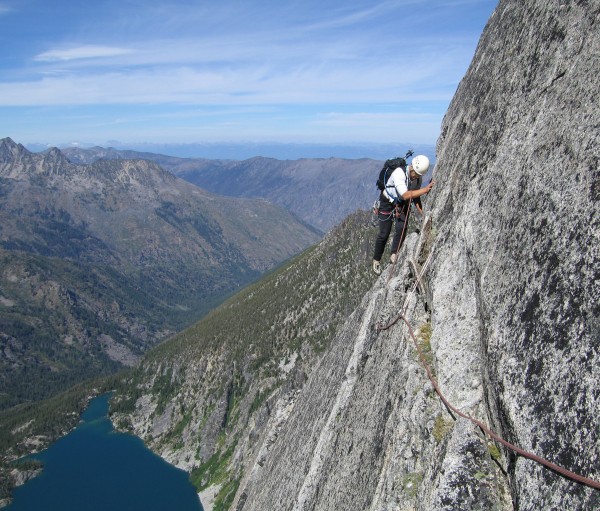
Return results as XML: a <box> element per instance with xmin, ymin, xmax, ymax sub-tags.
<box><xmin>20</xmin><ymin>138</ymin><xmax>436</xmax><ymax>161</ymax></box>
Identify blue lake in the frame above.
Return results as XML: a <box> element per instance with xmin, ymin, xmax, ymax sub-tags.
<box><xmin>6</xmin><ymin>393</ymin><xmax>204</xmax><ymax>511</ymax></box>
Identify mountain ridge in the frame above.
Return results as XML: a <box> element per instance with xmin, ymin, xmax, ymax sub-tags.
<box><xmin>60</xmin><ymin>145</ymin><xmax>398</xmax><ymax>232</ymax></box>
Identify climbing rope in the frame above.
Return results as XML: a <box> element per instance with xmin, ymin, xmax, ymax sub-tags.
<box><xmin>376</xmin><ymin>308</ymin><xmax>600</xmax><ymax>491</ymax></box>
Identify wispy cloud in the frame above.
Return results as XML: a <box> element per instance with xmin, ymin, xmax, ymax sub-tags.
<box><xmin>34</xmin><ymin>45</ymin><xmax>136</xmax><ymax>62</ymax></box>
<box><xmin>0</xmin><ymin>53</ymin><xmax>460</xmax><ymax>108</ymax></box>
<box><xmin>0</xmin><ymin>0</ymin><xmax>499</xmax><ymax>144</ymax></box>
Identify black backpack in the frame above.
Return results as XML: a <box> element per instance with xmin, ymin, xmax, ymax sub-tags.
<box><xmin>376</xmin><ymin>157</ymin><xmax>406</xmax><ymax>191</ymax></box>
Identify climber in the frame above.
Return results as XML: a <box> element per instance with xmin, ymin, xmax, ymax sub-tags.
<box><xmin>372</xmin><ymin>155</ymin><xmax>435</xmax><ymax>275</ymax></box>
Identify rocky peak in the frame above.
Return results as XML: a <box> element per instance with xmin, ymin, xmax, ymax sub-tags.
<box><xmin>0</xmin><ymin>137</ymin><xmax>34</xmax><ymax>176</ymax></box>
<box><xmin>0</xmin><ymin>137</ymin><xmax>25</xmax><ymax>162</ymax></box>
<box><xmin>40</xmin><ymin>147</ymin><xmax>72</xmax><ymax>176</ymax></box>
<box><xmin>0</xmin><ymin>138</ymin><xmax>72</xmax><ymax>178</ymax></box>
<box><xmin>0</xmin><ymin>137</ymin><xmax>178</xmax><ymax>190</ymax></box>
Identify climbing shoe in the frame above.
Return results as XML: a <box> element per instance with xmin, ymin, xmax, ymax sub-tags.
<box><xmin>372</xmin><ymin>260</ymin><xmax>382</xmax><ymax>275</ymax></box>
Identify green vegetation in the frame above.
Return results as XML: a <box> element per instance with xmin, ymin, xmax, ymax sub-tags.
<box><xmin>402</xmin><ymin>471</ymin><xmax>424</xmax><ymax>498</ymax></box>
<box><xmin>1</xmin><ymin>147</ymin><xmax>378</xmax><ymax>507</ymax></box>
<box><xmin>189</xmin><ymin>439</ymin><xmax>241</xmax><ymax>511</ymax></box>
<box><xmin>0</xmin><ymin>235</ymin><xmax>272</xmax><ymax>412</ymax></box>
<box><xmin>0</xmin><ymin>210</ymin><xmax>375</xmax><ymax>504</ymax></box>
<box><xmin>213</xmin><ymin>475</ymin><xmax>241</xmax><ymax>511</ymax></box>
<box><xmin>190</xmin><ymin>442</ymin><xmax>237</xmax><ymax>491</ymax></box>
<box><xmin>0</xmin><ymin>375</ymin><xmax>119</xmax><ymax>457</ymax></box>
<box><xmin>416</xmin><ymin>322</ymin><xmax>435</xmax><ymax>374</ymax></box>
<box><xmin>488</xmin><ymin>442</ymin><xmax>501</xmax><ymax>462</ymax></box>
<box><xmin>249</xmin><ymin>383</ymin><xmax>280</xmax><ymax>416</ymax></box>
<box><xmin>432</xmin><ymin>414</ymin><xmax>454</xmax><ymax>442</ymax></box>
<box><xmin>0</xmin><ymin>249</ymin><xmax>151</xmax><ymax>410</ymax></box>
<box><xmin>0</xmin><ymin>147</ymin><xmax>320</xmax><ymax>414</ymax></box>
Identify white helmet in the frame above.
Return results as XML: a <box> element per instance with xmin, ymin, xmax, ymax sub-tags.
<box><xmin>411</xmin><ymin>155</ymin><xmax>430</xmax><ymax>176</ymax></box>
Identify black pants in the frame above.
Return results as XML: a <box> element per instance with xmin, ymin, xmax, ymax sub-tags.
<box><xmin>373</xmin><ymin>207</ymin><xmax>410</xmax><ymax>262</ymax></box>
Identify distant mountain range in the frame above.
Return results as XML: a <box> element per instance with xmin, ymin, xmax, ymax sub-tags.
<box><xmin>60</xmin><ymin>146</ymin><xmax>433</xmax><ymax>232</ymax></box>
<box><xmin>27</xmin><ymin>141</ymin><xmax>436</xmax><ymax>161</ymax></box>
<box><xmin>0</xmin><ymin>137</ymin><xmax>320</xmax><ymax>410</ymax></box>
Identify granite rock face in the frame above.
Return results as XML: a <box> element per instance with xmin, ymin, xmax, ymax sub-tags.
<box><xmin>234</xmin><ymin>1</ymin><xmax>599</xmax><ymax>510</ymax></box>
<box><xmin>430</xmin><ymin>0</ymin><xmax>599</xmax><ymax>508</ymax></box>
<box><xmin>235</xmin><ymin>235</ymin><xmax>510</xmax><ymax>511</ymax></box>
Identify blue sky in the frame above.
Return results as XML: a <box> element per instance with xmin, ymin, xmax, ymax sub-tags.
<box><xmin>0</xmin><ymin>0</ymin><xmax>498</xmax><ymax>148</ymax></box>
